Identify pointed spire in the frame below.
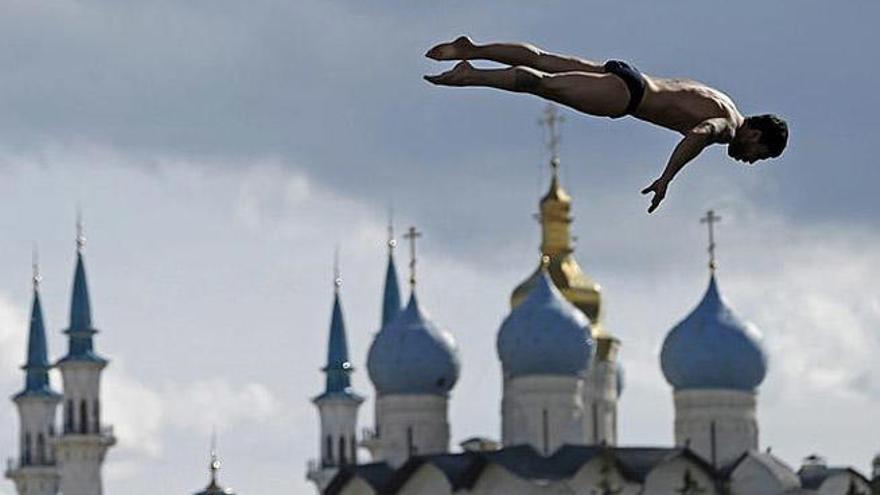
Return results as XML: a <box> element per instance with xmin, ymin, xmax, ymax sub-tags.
<box><xmin>60</xmin><ymin>215</ymin><xmax>105</xmax><ymax>364</ymax></box>
<box><xmin>322</xmin><ymin>254</ymin><xmax>358</xmax><ymax>398</ymax></box>
<box><xmin>382</xmin><ymin>219</ymin><xmax>402</xmax><ymax>327</ymax></box>
<box><xmin>195</xmin><ymin>430</ymin><xmax>235</xmax><ymax>495</ymax></box>
<box><xmin>19</xmin><ymin>250</ymin><xmax>55</xmax><ymax>396</ymax></box>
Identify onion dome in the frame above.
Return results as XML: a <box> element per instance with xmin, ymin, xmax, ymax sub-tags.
<box><xmin>367</xmin><ymin>294</ymin><xmax>460</xmax><ymax>396</ymax></box>
<box><xmin>498</xmin><ymin>270</ymin><xmax>593</xmax><ymax>378</ymax></box>
<box><xmin>661</xmin><ymin>276</ymin><xmax>767</xmax><ymax>391</ymax></box>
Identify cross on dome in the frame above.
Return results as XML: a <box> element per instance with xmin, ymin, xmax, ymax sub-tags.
<box><xmin>700</xmin><ymin>210</ymin><xmax>722</xmax><ymax>272</ymax></box>
<box><xmin>403</xmin><ymin>226</ymin><xmax>422</xmax><ymax>290</ymax></box>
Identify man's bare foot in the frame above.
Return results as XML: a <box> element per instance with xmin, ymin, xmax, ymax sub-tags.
<box><xmin>425</xmin><ymin>36</ymin><xmax>476</xmax><ymax>61</ymax></box>
<box><xmin>424</xmin><ymin>61</ymin><xmax>475</xmax><ymax>86</ymax></box>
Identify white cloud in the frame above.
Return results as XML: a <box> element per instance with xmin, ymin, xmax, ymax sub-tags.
<box><xmin>162</xmin><ymin>379</ymin><xmax>283</xmax><ymax>435</ymax></box>
<box><xmin>102</xmin><ymin>362</ymin><xmax>165</xmax><ymax>458</ymax></box>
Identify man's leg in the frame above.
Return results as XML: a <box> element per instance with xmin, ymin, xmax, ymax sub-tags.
<box><xmin>426</xmin><ymin>36</ymin><xmax>603</xmax><ymax>74</ymax></box>
<box><xmin>424</xmin><ymin>61</ymin><xmax>629</xmax><ymax>117</ymax></box>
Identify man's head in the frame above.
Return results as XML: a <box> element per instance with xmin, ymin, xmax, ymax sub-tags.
<box><xmin>728</xmin><ymin>114</ymin><xmax>788</xmax><ymax>164</ymax></box>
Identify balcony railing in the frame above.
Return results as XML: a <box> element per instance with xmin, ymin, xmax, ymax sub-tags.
<box><xmin>5</xmin><ymin>457</ymin><xmax>57</xmax><ymax>472</ymax></box>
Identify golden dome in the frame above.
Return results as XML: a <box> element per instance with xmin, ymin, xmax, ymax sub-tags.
<box><xmin>511</xmin><ymin>161</ymin><xmax>618</xmax><ymax>359</ymax></box>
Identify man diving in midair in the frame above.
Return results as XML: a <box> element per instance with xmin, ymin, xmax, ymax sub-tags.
<box><xmin>424</xmin><ymin>36</ymin><xmax>789</xmax><ymax>213</ymax></box>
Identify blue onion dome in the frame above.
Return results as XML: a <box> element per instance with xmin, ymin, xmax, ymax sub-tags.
<box><xmin>367</xmin><ymin>293</ymin><xmax>460</xmax><ymax>396</ymax></box>
<box><xmin>497</xmin><ymin>270</ymin><xmax>593</xmax><ymax>378</ymax></box>
<box><xmin>661</xmin><ymin>276</ymin><xmax>767</xmax><ymax>392</ymax></box>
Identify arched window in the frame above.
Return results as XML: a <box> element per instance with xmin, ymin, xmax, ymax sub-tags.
<box><xmin>23</xmin><ymin>433</ymin><xmax>32</xmax><ymax>465</ymax></box>
<box><xmin>36</xmin><ymin>433</ymin><xmax>46</xmax><ymax>464</ymax></box>
<box><xmin>93</xmin><ymin>399</ymin><xmax>100</xmax><ymax>432</ymax></box>
<box><xmin>339</xmin><ymin>436</ymin><xmax>347</xmax><ymax>465</ymax></box>
<box><xmin>542</xmin><ymin>409</ymin><xmax>549</xmax><ymax>455</ymax></box>
<box><xmin>325</xmin><ymin>435</ymin><xmax>333</xmax><ymax>466</ymax></box>
<box><xmin>65</xmin><ymin>400</ymin><xmax>74</xmax><ymax>433</ymax></box>
<box><xmin>79</xmin><ymin>400</ymin><xmax>88</xmax><ymax>434</ymax></box>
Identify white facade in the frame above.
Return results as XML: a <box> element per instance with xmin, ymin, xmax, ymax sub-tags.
<box><xmin>673</xmin><ymin>389</ymin><xmax>758</xmax><ymax>468</ymax></box>
<box><xmin>6</xmin><ymin>396</ymin><xmax>61</xmax><ymax>495</ymax></box>
<box><xmin>582</xmin><ymin>340</ymin><xmax>620</xmax><ymax>446</ymax></box>
<box><xmin>365</xmin><ymin>394</ymin><xmax>450</xmax><ymax>468</ymax></box>
<box><xmin>501</xmin><ymin>375</ymin><xmax>584</xmax><ymax>454</ymax></box>
<box><xmin>308</xmin><ymin>394</ymin><xmax>364</xmax><ymax>492</ymax></box>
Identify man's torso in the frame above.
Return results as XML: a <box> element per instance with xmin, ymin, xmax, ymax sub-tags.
<box><xmin>634</xmin><ymin>76</ymin><xmax>743</xmax><ymax>135</ymax></box>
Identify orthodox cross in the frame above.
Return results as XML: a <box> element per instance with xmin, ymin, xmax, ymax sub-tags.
<box><xmin>676</xmin><ymin>470</ymin><xmax>706</xmax><ymax>494</ymax></box>
<box><xmin>539</xmin><ymin>103</ymin><xmax>565</xmax><ymax>171</ymax></box>
<box><xmin>403</xmin><ymin>226</ymin><xmax>422</xmax><ymax>290</ymax></box>
<box><xmin>700</xmin><ymin>210</ymin><xmax>722</xmax><ymax>272</ymax></box>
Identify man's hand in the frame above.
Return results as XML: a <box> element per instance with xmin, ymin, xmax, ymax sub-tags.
<box><xmin>641</xmin><ymin>178</ymin><xmax>668</xmax><ymax>214</ymax></box>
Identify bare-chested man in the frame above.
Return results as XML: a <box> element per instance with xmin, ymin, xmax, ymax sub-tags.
<box><xmin>424</xmin><ymin>36</ymin><xmax>788</xmax><ymax>213</ymax></box>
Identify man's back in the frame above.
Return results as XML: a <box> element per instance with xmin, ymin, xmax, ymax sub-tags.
<box><xmin>636</xmin><ymin>76</ymin><xmax>743</xmax><ymax>135</ymax></box>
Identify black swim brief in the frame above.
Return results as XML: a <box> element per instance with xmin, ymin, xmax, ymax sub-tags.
<box><xmin>603</xmin><ymin>60</ymin><xmax>646</xmax><ymax>118</ymax></box>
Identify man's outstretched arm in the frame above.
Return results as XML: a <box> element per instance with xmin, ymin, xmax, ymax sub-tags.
<box><xmin>641</xmin><ymin>119</ymin><xmax>734</xmax><ymax>213</ymax></box>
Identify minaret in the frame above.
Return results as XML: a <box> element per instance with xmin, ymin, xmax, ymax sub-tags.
<box><xmin>660</xmin><ymin>211</ymin><xmax>768</xmax><ymax>467</ymax></box>
<box><xmin>307</xmin><ymin>251</ymin><xmax>364</xmax><ymax>492</ymax></box>
<box><xmin>54</xmin><ymin>218</ymin><xmax>116</xmax><ymax>495</ymax></box>
<box><xmin>193</xmin><ymin>435</ymin><xmax>236</xmax><ymax>495</ymax></box>
<box><xmin>510</xmin><ymin>104</ymin><xmax>622</xmax><ymax>445</ymax></box>
<box><xmin>381</xmin><ymin>220</ymin><xmax>402</xmax><ymax>328</ymax></box>
<box><xmin>5</xmin><ymin>254</ymin><xmax>62</xmax><ymax>495</ymax></box>
<box><xmin>366</xmin><ymin>227</ymin><xmax>460</xmax><ymax>467</ymax></box>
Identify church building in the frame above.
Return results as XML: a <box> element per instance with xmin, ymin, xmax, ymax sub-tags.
<box><xmin>306</xmin><ymin>106</ymin><xmax>879</xmax><ymax>495</ymax></box>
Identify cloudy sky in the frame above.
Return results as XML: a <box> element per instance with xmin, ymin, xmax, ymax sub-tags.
<box><xmin>0</xmin><ymin>1</ymin><xmax>878</xmax><ymax>494</ymax></box>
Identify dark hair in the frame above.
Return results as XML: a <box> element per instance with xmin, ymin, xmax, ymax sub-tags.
<box><xmin>745</xmin><ymin>114</ymin><xmax>788</xmax><ymax>158</ymax></box>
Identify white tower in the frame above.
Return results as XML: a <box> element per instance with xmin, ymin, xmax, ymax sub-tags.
<box><xmin>5</xmin><ymin>261</ymin><xmax>62</xmax><ymax>495</ymax></box>
<box><xmin>365</xmin><ymin>227</ymin><xmax>460</xmax><ymax>467</ymax></box>
<box><xmin>583</xmin><ymin>339</ymin><xmax>621</xmax><ymax>446</ymax></box>
<box><xmin>660</xmin><ymin>211</ymin><xmax>768</xmax><ymax>468</ymax></box>
<box><xmin>498</xmin><ymin>269</ymin><xmax>592</xmax><ymax>454</ymax></box>
<box><xmin>54</xmin><ymin>226</ymin><xmax>116</xmax><ymax>495</ymax></box>
<box><xmin>307</xmin><ymin>256</ymin><xmax>364</xmax><ymax>492</ymax></box>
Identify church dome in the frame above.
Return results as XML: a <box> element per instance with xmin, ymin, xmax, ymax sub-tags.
<box><xmin>498</xmin><ymin>270</ymin><xmax>593</xmax><ymax>378</ymax></box>
<box><xmin>367</xmin><ymin>294</ymin><xmax>460</xmax><ymax>396</ymax></box>
<box><xmin>661</xmin><ymin>276</ymin><xmax>767</xmax><ymax>392</ymax></box>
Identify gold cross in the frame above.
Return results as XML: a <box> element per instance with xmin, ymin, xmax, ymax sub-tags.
<box><xmin>403</xmin><ymin>226</ymin><xmax>423</xmax><ymax>289</ymax></box>
<box><xmin>700</xmin><ymin>210</ymin><xmax>722</xmax><ymax>272</ymax></box>
<box><xmin>539</xmin><ymin>103</ymin><xmax>565</xmax><ymax>167</ymax></box>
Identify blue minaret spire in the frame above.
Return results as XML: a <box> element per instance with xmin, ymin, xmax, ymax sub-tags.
<box><xmin>17</xmin><ymin>251</ymin><xmax>57</xmax><ymax>397</ymax></box>
<box><xmin>322</xmin><ymin>249</ymin><xmax>356</xmax><ymax>396</ymax></box>
<box><xmin>381</xmin><ymin>219</ymin><xmax>402</xmax><ymax>328</ymax></box>
<box><xmin>59</xmin><ymin>215</ymin><xmax>106</xmax><ymax>364</ymax></box>
<box><xmin>308</xmin><ymin>250</ymin><xmax>364</xmax><ymax>489</ymax></box>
